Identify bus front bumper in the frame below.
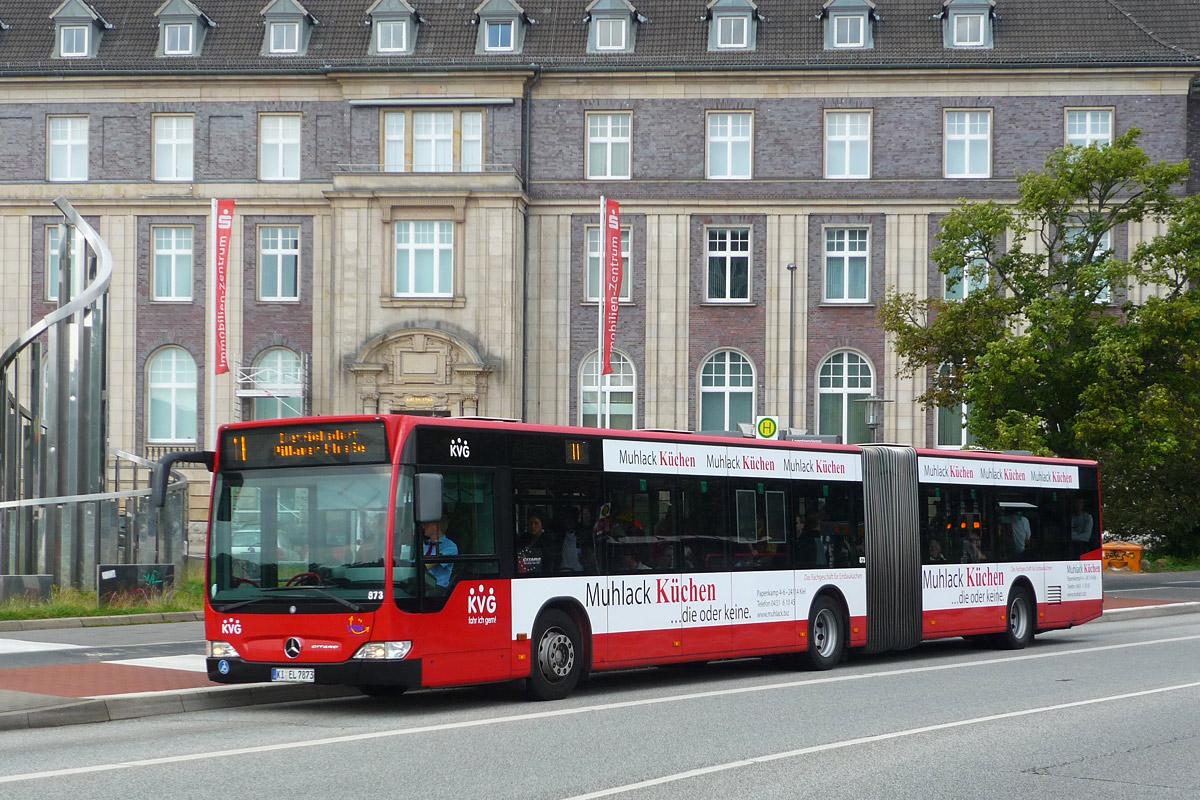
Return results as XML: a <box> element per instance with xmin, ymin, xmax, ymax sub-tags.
<box><xmin>206</xmin><ymin>657</ymin><xmax>422</xmax><ymax>687</ymax></box>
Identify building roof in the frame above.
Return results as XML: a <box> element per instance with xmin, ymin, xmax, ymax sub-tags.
<box><xmin>0</xmin><ymin>0</ymin><xmax>1196</xmax><ymax>75</ymax></box>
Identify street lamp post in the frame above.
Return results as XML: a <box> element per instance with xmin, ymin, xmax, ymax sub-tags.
<box><xmin>855</xmin><ymin>394</ymin><xmax>892</xmax><ymax>443</ymax></box>
<box><xmin>787</xmin><ymin>262</ymin><xmax>796</xmax><ymax>432</ymax></box>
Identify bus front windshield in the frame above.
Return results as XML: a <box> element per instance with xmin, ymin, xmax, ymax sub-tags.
<box><xmin>208</xmin><ymin>464</ymin><xmax>394</xmax><ymax>610</ymax></box>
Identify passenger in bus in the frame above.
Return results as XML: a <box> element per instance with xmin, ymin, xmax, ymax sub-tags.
<box><xmin>1070</xmin><ymin>498</ymin><xmax>1095</xmax><ymax>556</ymax></box>
<box><xmin>517</xmin><ymin>511</ymin><xmax>552</xmax><ymax>574</ymax></box>
<box><xmin>927</xmin><ymin>538</ymin><xmax>947</xmax><ymax>563</ymax></box>
<box><xmin>620</xmin><ymin>550</ymin><xmax>651</xmax><ymax>572</ymax></box>
<box><xmin>421</xmin><ymin>519</ymin><xmax>457</xmax><ymax>588</ymax></box>
<box><xmin>559</xmin><ymin>508</ymin><xmax>595</xmax><ymax>573</ymax></box>
<box><xmin>1001</xmin><ymin>509</ymin><xmax>1032</xmax><ymax>556</ymax></box>
<box><xmin>960</xmin><ymin>529</ymin><xmax>987</xmax><ymax>563</ymax></box>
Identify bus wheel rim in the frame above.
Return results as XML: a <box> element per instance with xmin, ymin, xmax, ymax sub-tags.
<box><xmin>813</xmin><ymin>609</ymin><xmax>837</xmax><ymax>658</ymax></box>
<box><xmin>1011</xmin><ymin>597</ymin><xmax>1028</xmax><ymax>639</ymax></box>
<box><xmin>539</xmin><ymin>628</ymin><xmax>574</xmax><ymax>681</ymax></box>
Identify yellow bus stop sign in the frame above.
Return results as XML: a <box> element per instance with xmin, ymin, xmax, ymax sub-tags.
<box><xmin>755</xmin><ymin>416</ymin><xmax>779</xmax><ymax>440</ymax></box>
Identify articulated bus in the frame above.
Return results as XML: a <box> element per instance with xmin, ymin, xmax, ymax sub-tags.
<box><xmin>164</xmin><ymin>415</ymin><xmax>1104</xmax><ymax>701</ymax></box>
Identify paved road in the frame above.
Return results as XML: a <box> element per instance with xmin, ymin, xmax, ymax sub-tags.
<box><xmin>1101</xmin><ymin>569</ymin><xmax>1200</xmax><ymax>603</ymax></box>
<box><xmin>1</xmin><ymin>612</ymin><xmax>1197</xmax><ymax>800</ymax></box>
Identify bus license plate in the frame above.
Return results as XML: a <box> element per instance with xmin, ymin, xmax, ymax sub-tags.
<box><xmin>271</xmin><ymin>668</ymin><xmax>314</xmax><ymax>683</ymax></box>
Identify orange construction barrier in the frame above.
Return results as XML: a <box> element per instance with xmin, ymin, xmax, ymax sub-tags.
<box><xmin>1102</xmin><ymin>542</ymin><xmax>1143</xmax><ymax>572</ymax></box>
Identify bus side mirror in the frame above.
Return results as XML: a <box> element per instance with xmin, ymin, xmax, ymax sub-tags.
<box><xmin>151</xmin><ymin>450</ymin><xmax>214</xmax><ymax>508</ymax></box>
<box><xmin>414</xmin><ymin>473</ymin><xmax>444</xmax><ymax>524</ymax></box>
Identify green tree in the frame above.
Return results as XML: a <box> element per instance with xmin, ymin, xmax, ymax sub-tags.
<box><xmin>879</xmin><ymin>130</ymin><xmax>1200</xmax><ymax>554</ymax></box>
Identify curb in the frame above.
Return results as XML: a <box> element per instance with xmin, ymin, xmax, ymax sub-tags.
<box><xmin>1095</xmin><ymin>601</ymin><xmax>1200</xmax><ymax>623</ymax></box>
<box><xmin>0</xmin><ymin>683</ymin><xmax>360</xmax><ymax>732</ymax></box>
<box><xmin>0</xmin><ymin>612</ymin><xmax>204</xmax><ymax>633</ymax></box>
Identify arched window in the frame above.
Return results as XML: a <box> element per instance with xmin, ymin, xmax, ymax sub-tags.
<box><xmin>817</xmin><ymin>351</ymin><xmax>873</xmax><ymax>444</ymax></box>
<box><xmin>252</xmin><ymin>348</ymin><xmax>304</xmax><ymax>420</ymax></box>
<box><xmin>580</xmin><ymin>351</ymin><xmax>635</xmax><ymax>429</ymax></box>
<box><xmin>147</xmin><ymin>347</ymin><xmax>197</xmax><ymax>443</ymax></box>
<box><xmin>699</xmin><ymin>350</ymin><xmax>755</xmax><ymax>432</ymax></box>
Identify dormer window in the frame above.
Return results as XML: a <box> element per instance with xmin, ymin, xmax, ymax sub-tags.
<box><xmin>60</xmin><ymin>25</ymin><xmax>90</xmax><ymax>57</ymax></box>
<box><xmin>486</xmin><ymin>20</ymin><xmax>514</xmax><ymax>50</ymax></box>
<box><xmin>164</xmin><ymin>22</ymin><xmax>193</xmax><ymax>54</ymax></box>
<box><xmin>706</xmin><ymin>0</ymin><xmax>758</xmax><ymax>52</ymax></box>
<box><xmin>270</xmin><ymin>21</ymin><xmax>299</xmax><ymax>52</ymax></box>
<box><xmin>367</xmin><ymin>0</ymin><xmax>418</xmax><ymax>56</ymax></box>
<box><xmin>155</xmin><ymin>0</ymin><xmax>213</xmax><ymax>58</ymax></box>
<box><xmin>586</xmin><ymin>0</ymin><xmax>642</xmax><ymax>54</ymax></box>
<box><xmin>942</xmin><ymin>0</ymin><xmax>994</xmax><ymax>49</ymax></box>
<box><xmin>595</xmin><ymin>18</ymin><xmax>625</xmax><ymax>49</ymax></box>
<box><xmin>821</xmin><ymin>0</ymin><xmax>874</xmax><ymax>50</ymax></box>
<box><xmin>377</xmin><ymin>20</ymin><xmax>406</xmax><ymax>51</ymax></box>
<box><xmin>51</xmin><ymin>0</ymin><xmax>110</xmax><ymax>59</ymax></box>
<box><xmin>260</xmin><ymin>0</ymin><xmax>318</xmax><ymax>57</ymax></box>
<box><xmin>473</xmin><ymin>0</ymin><xmax>529</xmax><ymax>55</ymax></box>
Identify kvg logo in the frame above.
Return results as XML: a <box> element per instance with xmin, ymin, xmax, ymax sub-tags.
<box><xmin>450</xmin><ymin>437</ymin><xmax>471</xmax><ymax>459</ymax></box>
<box><xmin>468</xmin><ymin>585</ymin><xmax>496</xmax><ymax>614</ymax></box>
<box><xmin>221</xmin><ymin>617</ymin><xmax>242</xmax><ymax>635</ymax></box>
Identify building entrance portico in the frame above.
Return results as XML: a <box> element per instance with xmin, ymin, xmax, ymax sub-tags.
<box><xmin>349</xmin><ymin>328</ymin><xmax>493</xmax><ymax>417</ymax></box>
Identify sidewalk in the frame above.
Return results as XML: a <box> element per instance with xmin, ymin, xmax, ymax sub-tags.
<box><xmin>2</xmin><ymin>596</ymin><xmax>1197</xmax><ymax>731</ymax></box>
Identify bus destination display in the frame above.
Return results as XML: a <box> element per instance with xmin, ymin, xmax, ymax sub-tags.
<box><xmin>220</xmin><ymin>422</ymin><xmax>389</xmax><ymax>469</ymax></box>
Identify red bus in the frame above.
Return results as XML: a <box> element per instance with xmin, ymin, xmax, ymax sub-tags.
<box><xmin>160</xmin><ymin>415</ymin><xmax>1103</xmax><ymax>701</ymax></box>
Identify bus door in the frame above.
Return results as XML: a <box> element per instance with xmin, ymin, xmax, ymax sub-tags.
<box><xmin>602</xmin><ymin>476</ymin><xmax>680</xmax><ymax>662</ymax></box>
<box><xmin>730</xmin><ymin>481</ymin><xmax>796</xmax><ymax>652</ymax></box>
<box><xmin>676</xmin><ymin>476</ymin><xmax>733</xmax><ymax>656</ymax></box>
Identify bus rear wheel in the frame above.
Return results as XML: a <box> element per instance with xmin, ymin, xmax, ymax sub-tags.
<box><xmin>804</xmin><ymin>595</ymin><xmax>845</xmax><ymax>670</ymax></box>
<box><xmin>996</xmin><ymin>586</ymin><xmax>1035</xmax><ymax>650</ymax></box>
<box><xmin>526</xmin><ymin>609</ymin><xmax>582</xmax><ymax>701</ymax></box>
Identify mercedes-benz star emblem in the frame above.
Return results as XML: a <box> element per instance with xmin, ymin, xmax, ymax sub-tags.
<box><xmin>284</xmin><ymin>638</ymin><xmax>302</xmax><ymax>659</ymax></box>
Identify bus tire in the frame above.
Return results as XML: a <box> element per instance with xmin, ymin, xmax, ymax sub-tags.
<box><xmin>526</xmin><ymin>609</ymin><xmax>582</xmax><ymax>701</ymax></box>
<box><xmin>804</xmin><ymin>595</ymin><xmax>845</xmax><ymax>671</ymax></box>
<box><xmin>996</xmin><ymin>586</ymin><xmax>1035</xmax><ymax>650</ymax></box>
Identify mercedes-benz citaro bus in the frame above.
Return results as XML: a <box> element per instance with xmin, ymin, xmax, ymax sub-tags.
<box><xmin>154</xmin><ymin>415</ymin><xmax>1103</xmax><ymax>701</ymax></box>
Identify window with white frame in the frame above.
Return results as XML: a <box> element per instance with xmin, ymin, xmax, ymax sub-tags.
<box><xmin>817</xmin><ymin>351</ymin><xmax>873</xmax><ymax>445</ymax></box>
<box><xmin>45</xmin><ymin>225</ymin><xmax>82</xmax><ymax>303</ymax></box>
<box><xmin>700</xmin><ymin>351</ymin><xmax>755</xmax><ymax>432</ymax></box>
<box><xmin>1066</xmin><ymin>109</ymin><xmax>1113</xmax><ymax>148</ymax></box>
<box><xmin>260</xmin><ymin>114</ymin><xmax>301</xmax><ymax>181</ymax></box>
<box><xmin>164</xmin><ymin>22</ymin><xmax>193</xmax><ymax>55</ymax></box>
<box><xmin>952</xmin><ymin>12</ymin><xmax>985</xmax><ymax>46</ymax></box>
<box><xmin>707</xmin><ymin>112</ymin><xmax>752</xmax><ymax>180</ymax></box>
<box><xmin>152</xmin><ymin>226</ymin><xmax>193</xmax><ymax>301</ymax></box>
<box><xmin>269</xmin><ymin>21</ymin><xmax>299</xmax><ymax>53</ymax></box>
<box><xmin>153</xmin><ymin>115</ymin><xmax>194</xmax><ymax>181</ymax></box>
<box><xmin>383</xmin><ymin>112</ymin><xmax>406</xmax><ymax>172</ymax></box>
<box><xmin>461</xmin><ymin>112</ymin><xmax>483</xmax><ymax>172</ymax></box>
<box><xmin>376</xmin><ymin>20</ymin><xmax>407</xmax><ymax>52</ymax></box>
<box><xmin>580</xmin><ymin>351</ymin><xmax>635</xmax><ymax>429</ymax></box>
<box><xmin>944</xmin><ymin>252</ymin><xmax>988</xmax><ymax>300</ymax></box>
<box><xmin>147</xmin><ymin>347</ymin><xmax>198</xmax><ymax>443</ymax></box>
<box><xmin>486</xmin><ymin>20</ymin><xmax>514</xmax><ymax>51</ymax></box>
<box><xmin>825</xmin><ymin>111</ymin><xmax>871</xmax><ymax>179</ymax></box>
<box><xmin>824</xmin><ymin>228</ymin><xmax>869</xmax><ymax>302</ymax></box>
<box><xmin>832</xmin><ymin>13</ymin><xmax>865</xmax><ymax>47</ymax></box>
<box><xmin>394</xmin><ymin>221</ymin><xmax>453</xmax><ymax>297</ymax></box>
<box><xmin>586</xmin><ymin>226</ymin><xmax>631</xmax><ymax>302</ymax></box>
<box><xmin>259</xmin><ymin>226</ymin><xmax>300</xmax><ymax>301</ymax></box>
<box><xmin>59</xmin><ymin>25</ymin><xmax>89</xmax><ymax>57</ymax></box>
<box><xmin>595</xmin><ymin>18</ymin><xmax>626</xmax><ymax>50</ymax></box>
<box><xmin>48</xmin><ymin>116</ymin><xmax>88</xmax><ymax>182</ymax></box>
<box><xmin>936</xmin><ymin>365</ymin><xmax>976</xmax><ymax>448</ymax></box>
<box><xmin>252</xmin><ymin>348</ymin><xmax>304</xmax><ymax>420</ymax></box>
<box><xmin>1066</xmin><ymin>228</ymin><xmax>1112</xmax><ymax>303</ymax></box>
<box><xmin>716</xmin><ymin>15</ymin><xmax>748</xmax><ymax>48</ymax></box>
<box><xmin>587</xmin><ymin>113</ymin><xmax>631</xmax><ymax>180</ymax></box>
<box><xmin>706</xmin><ymin>228</ymin><xmax>750</xmax><ymax>302</ymax></box>
<box><xmin>945</xmin><ymin>110</ymin><xmax>991</xmax><ymax>178</ymax></box>
<box><xmin>414</xmin><ymin>112</ymin><xmax>453</xmax><ymax>172</ymax></box>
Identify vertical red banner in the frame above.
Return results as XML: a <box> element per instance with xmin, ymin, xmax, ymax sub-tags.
<box><xmin>214</xmin><ymin>199</ymin><xmax>235</xmax><ymax>376</ymax></box>
<box><xmin>601</xmin><ymin>198</ymin><xmax>622</xmax><ymax>376</ymax></box>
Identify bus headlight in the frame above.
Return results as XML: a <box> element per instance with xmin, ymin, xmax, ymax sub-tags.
<box><xmin>207</xmin><ymin>641</ymin><xmax>241</xmax><ymax>658</ymax></box>
<box><xmin>352</xmin><ymin>641</ymin><xmax>412</xmax><ymax>660</ymax></box>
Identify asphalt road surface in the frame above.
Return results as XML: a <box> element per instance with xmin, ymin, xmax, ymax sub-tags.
<box><xmin>1</xmin><ymin>612</ymin><xmax>1197</xmax><ymax>800</ymax></box>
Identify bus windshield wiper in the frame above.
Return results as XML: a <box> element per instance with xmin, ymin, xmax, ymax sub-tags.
<box><xmin>213</xmin><ymin>597</ymin><xmax>273</xmax><ymax>612</ymax></box>
<box><xmin>261</xmin><ymin>585</ymin><xmax>362</xmax><ymax>611</ymax></box>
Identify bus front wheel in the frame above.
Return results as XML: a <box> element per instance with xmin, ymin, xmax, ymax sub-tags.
<box><xmin>526</xmin><ymin>609</ymin><xmax>582</xmax><ymax>701</ymax></box>
<box><xmin>804</xmin><ymin>595</ymin><xmax>845</xmax><ymax>670</ymax></box>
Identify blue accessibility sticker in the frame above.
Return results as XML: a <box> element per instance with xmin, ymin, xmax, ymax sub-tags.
<box><xmin>218</xmin><ymin>660</ymin><xmax>231</xmax><ymax>675</ymax></box>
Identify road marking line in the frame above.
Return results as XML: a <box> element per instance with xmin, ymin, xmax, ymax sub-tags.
<box><xmin>563</xmin><ymin>680</ymin><xmax>1200</xmax><ymax>799</ymax></box>
<box><xmin>100</xmin><ymin>655</ymin><xmax>208</xmax><ymax>673</ymax></box>
<box><xmin>2</xmin><ymin>632</ymin><xmax>1199</xmax><ymax>785</ymax></box>
<box><xmin>0</xmin><ymin>640</ymin><xmax>84</xmax><ymax>655</ymax></box>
